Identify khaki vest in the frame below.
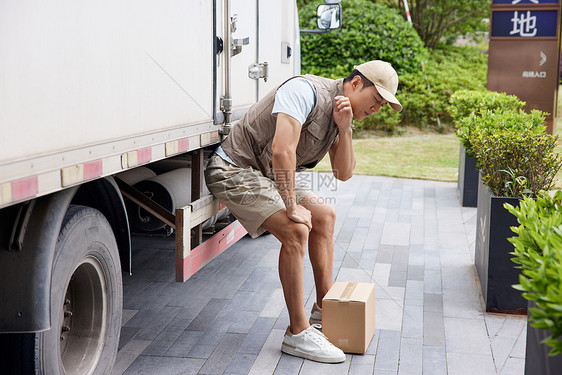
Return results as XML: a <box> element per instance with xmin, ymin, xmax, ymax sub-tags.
<box><xmin>221</xmin><ymin>74</ymin><xmax>343</xmax><ymax>178</ymax></box>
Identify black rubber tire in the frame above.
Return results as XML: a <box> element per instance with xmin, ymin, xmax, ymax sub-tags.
<box><xmin>0</xmin><ymin>206</ymin><xmax>123</xmax><ymax>374</ymax></box>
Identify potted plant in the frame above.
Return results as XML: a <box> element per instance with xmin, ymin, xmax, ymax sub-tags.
<box><xmin>469</xmin><ymin>110</ymin><xmax>561</xmax><ymax>312</ymax></box>
<box><xmin>506</xmin><ymin>192</ymin><xmax>562</xmax><ymax>375</ymax></box>
<box><xmin>450</xmin><ymin>90</ymin><xmax>525</xmax><ymax>207</ymax></box>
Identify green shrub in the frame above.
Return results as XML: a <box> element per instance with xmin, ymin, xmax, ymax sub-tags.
<box><xmin>298</xmin><ymin>3</ymin><xmax>488</xmax><ymax>131</ymax></box>
<box><xmin>456</xmin><ymin>109</ymin><xmax>546</xmax><ymax>154</ymax></box>
<box><xmin>507</xmin><ymin>191</ymin><xmax>562</xmax><ymax>356</ymax></box>
<box><xmin>299</xmin><ymin>0</ymin><xmax>428</xmax><ymax>77</ymax></box>
<box><xmin>354</xmin><ymin>45</ymin><xmax>489</xmax><ymax>131</ymax></box>
<box><xmin>398</xmin><ymin>45</ymin><xmax>488</xmax><ymax>129</ymax></box>
<box><xmin>355</xmin><ymin>105</ymin><xmax>402</xmax><ymax>134</ymax></box>
<box><xmin>449</xmin><ymin>90</ymin><xmax>525</xmax><ymax>124</ymax></box>
<box><xmin>469</xmin><ymin>124</ymin><xmax>562</xmax><ymax>197</ymax></box>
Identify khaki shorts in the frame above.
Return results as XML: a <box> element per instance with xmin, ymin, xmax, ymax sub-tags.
<box><xmin>204</xmin><ymin>154</ymin><xmax>311</xmax><ymax>238</ymax></box>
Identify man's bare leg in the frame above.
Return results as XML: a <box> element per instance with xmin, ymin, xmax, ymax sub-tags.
<box><xmin>262</xmin><ymin>209</ymin><xmax>310</xmax><ymax>334</ymax></box>
<box><xmin>300</xmin><ymin>193</ymin><xmax>336</xmax><ymax>308</ymax></box>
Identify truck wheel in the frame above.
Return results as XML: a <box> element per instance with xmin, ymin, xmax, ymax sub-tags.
<box><xmin>41</xmin><ymin>205</ymin><xmax>123</xmax><ymax>374</ymax></box>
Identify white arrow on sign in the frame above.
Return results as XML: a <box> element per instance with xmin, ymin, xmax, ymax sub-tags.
<box><xmin>540</xmin><ymin>51</ymin><xmax>547</xmax><ymax>66</ymax></box>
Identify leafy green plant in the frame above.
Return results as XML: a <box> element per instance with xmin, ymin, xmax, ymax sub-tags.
<box><xmin>397</xmin><ymin>45</ymin><xmax>488</xmax><ymax>130</ymax></box>
<box><xmin>456</xmin><ymin>109</ymin><xmax>546</xmax><ymax>155</ymax></box>
<box><xmin>449</xmin><ymin>89</ymin><xmax>525</xmax><ymax>124</ymax></box>
<box><xmin>506</xmin><ymin>191</ymin><xmax>562</xmax><ymax>356</ymax></box>
<box><xmin>299</xmin><ymin>0</ymin><xmax>428</xmax><ymax>77</ymax></box>
<box><xmin>298</xmin><ymin>2</ymin><xmax>488</xmax><ymax>131</ymax></box>
<box><xmin>470</xmin><ymin>125</ymin><xmax>562</xmax><ymax>198</ymax></box>
<box><xmin>499</xmin><ymin>168</ymin><xmax>533</xmax><ymax>198</ymax></box>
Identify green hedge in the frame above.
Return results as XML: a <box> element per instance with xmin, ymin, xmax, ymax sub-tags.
<box><xmin>456</xmin><ymin>109</ymin><xmax>546</xmax><ymax>155</ymax></box>
<box><xmin>299</xmin><ymin>0</ymin><xmax>428</xmax><ymax>77</ymax></box>
<box><xmin>298</xmin><ymin>1</ymin><xmax>488</xmax><ymax>131</ymax></box>
<box><xmin>507</xmin><ymin>191</ymin><xmax>562</xmax><ymax>356</ymax></box>
<box><xmin>469</xmin><ymin>115</ymin><xmax>561</xmax><ymax>198</ymax></box>
<box><xmin>449</xmin><ymin>89</ymin><xmax>525</xmax><ymax>124</ymax></box>
<box><xmin>396</xmin><ymin>45</ymin><xmax>488</xmax><ymax>130</ymax></box>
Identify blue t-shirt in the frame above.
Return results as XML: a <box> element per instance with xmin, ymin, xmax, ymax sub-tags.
<box><xmin>216</xmin><ymin>77</ymin><xmax>317</xmax><ymax>165</ymax></box>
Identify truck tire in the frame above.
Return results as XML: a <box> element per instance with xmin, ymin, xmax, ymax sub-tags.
<box><xmin>39</xmin><ymin>205</ymin><xmax>124</xmax><ymax>374</ymax></box>
<box><xmin>0</xmin><ymin>206</ymin><xmax>124</xmax><ymax>374</ymax></box>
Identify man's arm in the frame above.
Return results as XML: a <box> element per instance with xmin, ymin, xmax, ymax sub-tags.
<box><xmin>272</xmin><ymin>113</ymin><xmax>312</xmax><ymax>230</ymax></box>
<box><xmin>329</xmin><ymin>96</ymin><xmax>356</xmax><ymax>181</ymax></box>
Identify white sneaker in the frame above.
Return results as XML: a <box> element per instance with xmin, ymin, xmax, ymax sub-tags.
<box><xmin>308</xmin><ymin>302</ymin><xmax>322</xmax><ymax>326</ymax></box>
<box><xmin>281</xmin><ymin>324</ymin><xmax>346</xmax><ymax>363</ymax></box>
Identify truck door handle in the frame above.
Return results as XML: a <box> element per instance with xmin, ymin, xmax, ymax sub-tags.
<box><xmin>232</xmin><ymin>37</ymin><xmax>249</xmax><ymax>56</ymax></box>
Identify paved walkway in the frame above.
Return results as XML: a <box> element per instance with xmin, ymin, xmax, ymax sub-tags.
<box><xmin>112</xmin><ymin>174</ymin><xmax>527</xmax><ymax>375</ymax></box>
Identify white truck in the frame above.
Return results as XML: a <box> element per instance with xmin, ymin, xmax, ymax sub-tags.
<box><xmin>0</xmin><ymin>0</ymin><xmax>343</xmax><ymax>373</ymax></box>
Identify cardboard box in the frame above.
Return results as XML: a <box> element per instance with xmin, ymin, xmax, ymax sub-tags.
<box><xmin>322</xmin><ymin>282</ymin><xmax>375</xmax><ymax>354</ymax></box>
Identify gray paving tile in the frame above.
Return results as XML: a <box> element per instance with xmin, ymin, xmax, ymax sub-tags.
<box><xmin>388</xmin><ymin>269</ymin><xmax>407</xmax><ymax>288</ymax></box>
<box><xmin>199</xmin><ymin>333</ymin><xmax>247</xmax><ymax>374</ymax></box>
<box><xmin>398</xmin><ymin>337</ymin><xmax>422</xmax><ymax>375</ymax></box>
<box><xmin>405</xmin><ymin>280</ymin><xmax>424</xmax><ymax>301</ymax></box>
<box><xmin>134</xmin><ymin>306</ymin><xmax>182</xmax><ymax>341</ymax></box>
<box><xmin>141</xmin><ymin>325</ymin><xmax>186</xmax><ymax>356</ymax></box>
<box><xmin>423</xmin><ymin>311</ymin><xmax>445</xmax><ymax>347</ymax></box>
<box><xmin>248</xmin><ymin>328</ymin><xmax>285</xmax><ymax>374</ymax></box>
<box><xmin>118</xmin><ymin>326</ymin><xmax>140</xmax><ymax>350</ymax></box>
<box><xmin>401</xmin><ymin>305</ymin><xmax>423</xmax><ymax>339</ymax></box>
<box><xmin>500</xmin><ymin>356</ymin><xmax>525</xmax><ymax>375</ymax></box>
<box><xmin>224</xmin><ymin>353</ymin><xmax>258</xmax><ymax>374</ymax></box>
<box><xmin>349</xmin><ymin>363</ymin><xmax>375</xmax><ymax>375</ymax></box>
<box><xmin>342</xmin><ymin>251</ymin><xmax>363</xmax><ymax>268</ymax></box>
<box><xmin>299</xmin><ymin>355</ymin><xmax>351</xmax><ymax>375</ymax></box>
<box><xmin>423</xmin><ymin>293</ymin><xmax>443</xmax><ymax>313</ymax></box>
<box><xmin>348</xmin><ymin>227</ymin><xmax>370</xmax><ymax>251</ymax></box>
<box><xmin>406</xmin><ymin>265</ymin><xmax>424</xmax><ymax>281</ymax></box>
<box><xmin>423</xmin><ymin>269</ymin><xmax>442</xmax><ymax>294</ymax></box>
<box><xmin>228</xmin><ymin>310</ymin><xmax>261</xmax><ymax>334</ymax></box>
<box><xmin>376</xmin><ymin>245</ymin><xmax>394</xmax><ymax>264</ymax></box>
<box><xmin>122</xmin><ymin>355</ymin><xmax>205</xmax><ymax>375</ymax></box>
<box><xmin>444</xmin><ymin>317</ymin><xmax>492</xmax><ymax>356</ymax></box>
<box><xmin>164</xmin><ymin>330</ymin><xmax>203</xmax><ymax>358</ymax></box>
<box><xmin>422</xmin><ymin>346</ymin><xmax>447</xmax><ymax>375</ymax></box>
<box><xmin>491</xmin><ymin>335</ymin><xmax>516</xmax><ymax>373</ymax></box>
<box><xmin>112</xmin><ymin>339</ymin><xmax>151</xmax><ymax>375</ymax></box>
<box><xmin>273</xmin><ymin>353</ymin><xmax>304</xmax><ymax>374</ymax></box>
<box><xmin>374</xmin><ymin>330</ymin><xmax>401</xmax><ymax>371</ymax></box>
<box><xmin>446</xmin><ymin>353</ymin><xmax>496</xmax><ymax>375</ymax></box>
<box><xmin>391</xmin><ymin>246</ymin><xmax>409</xmax><ymax>268</ymax></box>
<box><xmin>366</xmin><ymin>329</ymin><xmax>380</xmax><ymax>355</ymax></box>
<box><xmin>186</xmin><ymin>298</ymin><xmax>229</xmax><ymax>331</ymax></box>
<box><xmin>441</xmin><ymin>266</ymin><xmax>478</xmax><ymax>291</ymax></box>
<box><xmin>380</xmin><ymin>223</ymin><xmax>410</xmax><ymax>246</ymax></box>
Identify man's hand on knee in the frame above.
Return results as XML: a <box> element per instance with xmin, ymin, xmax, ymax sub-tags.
<box><xmin>287</xmin><ymin>205</ymin><xmax>312</xmax><ymax>231</ymax></box>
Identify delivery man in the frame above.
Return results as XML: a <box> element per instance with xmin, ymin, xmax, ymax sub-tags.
<box><xmin>205</xmin><ymin>60</ymin><xmax>402</xmax><ymax>363</ymax></box>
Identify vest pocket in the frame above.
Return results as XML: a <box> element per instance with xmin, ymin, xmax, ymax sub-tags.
<box><xmin>296</xmin><ymin>122</ymin><xmax>327</xmax><ymax>160</ymax></box>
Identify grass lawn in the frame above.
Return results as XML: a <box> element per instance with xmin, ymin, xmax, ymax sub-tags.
<box><xmin>314</xmin><ymin>130</ymin><xmax>460</xmax><ymax>182</ymax></box>
<box><xmin>314</xmin><ymin>123</ymin><xmax>562</xmax><ymax>190</ymax></box>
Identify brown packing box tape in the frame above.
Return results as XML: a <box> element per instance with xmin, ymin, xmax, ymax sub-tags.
<box><xmin>322</xmin><ymin>282</ymin><xmax>376</xmax><ymax>354</ymax></box>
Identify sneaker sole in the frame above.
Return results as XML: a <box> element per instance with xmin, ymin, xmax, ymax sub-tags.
<box><xmin>281</xmin><ymin>343</ymin><xmax>345</xmax><ymax>364</ymax></box>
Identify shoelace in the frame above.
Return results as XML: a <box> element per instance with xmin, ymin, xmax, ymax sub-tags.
<box><xmin>305</xmin><ymin>325</ymin><xmax>333</xmax><ymax>349</ymax></box>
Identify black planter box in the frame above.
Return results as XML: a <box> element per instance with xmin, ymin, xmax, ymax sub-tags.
<box><xmin>457</xmin><ymin>145</ymin><xmax>478</xmax><ymax>207</ymax></box>
<box><xmin>474</xmin><ymin>175</ymin><xmax>527</xmax><ymax>312</ymax></box>
<box><xmin>525</xmin><ymin>301</ymin><xmax>562</xmax><ymax>375</ymax></box>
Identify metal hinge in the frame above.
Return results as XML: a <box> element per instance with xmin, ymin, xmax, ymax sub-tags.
<box><xmin>248</xmin><ymin>62</ymin><xmax>269</xmax><ymax>82</ymax></box>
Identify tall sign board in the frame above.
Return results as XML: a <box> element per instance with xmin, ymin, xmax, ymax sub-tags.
<box><xmin>487</xmin><ymin>0</ymin><xmax>561</xmax><ymax>133</ymax></box>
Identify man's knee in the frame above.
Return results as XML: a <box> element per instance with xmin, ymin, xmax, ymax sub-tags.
<box><xmin>279</xmin><ymin>223</ymin><xmax>309</xmax><ymax>257</ymax></box>
<box><xmin>312</xmin><ymin>204</ymin><xmax>336</xmax><ymax>234</ymax></box>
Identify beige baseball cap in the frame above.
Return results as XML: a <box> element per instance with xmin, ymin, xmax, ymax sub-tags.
<box><xmin>355</xmin><ymin>60</ymin><xmax>402</xmax><ymax>112</ymax></box>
